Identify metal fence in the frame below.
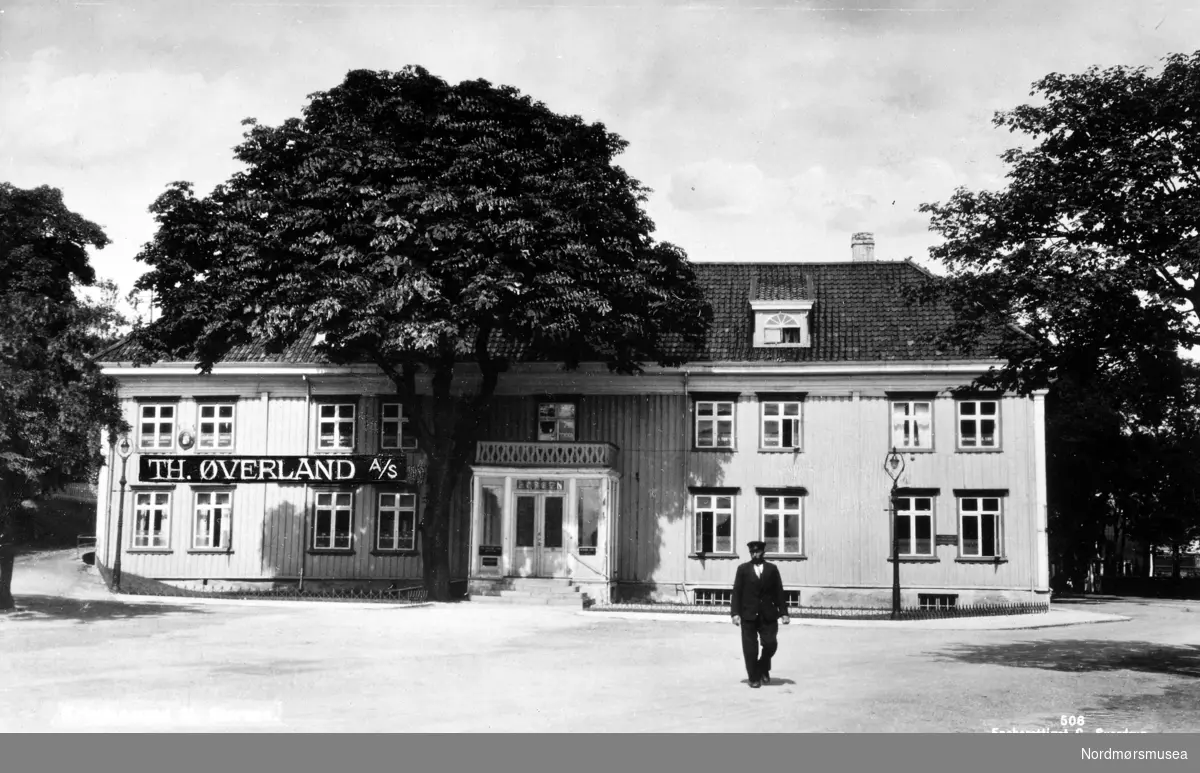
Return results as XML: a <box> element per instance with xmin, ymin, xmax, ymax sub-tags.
<box><xmin>584</xmin><ymin>600</ymin><xmax>1050</xmax><ymax>620</ymax></box>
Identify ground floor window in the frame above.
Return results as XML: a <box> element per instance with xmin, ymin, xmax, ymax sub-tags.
<box><xmin>693</xmin><ymin>495</ymin><xmax>733</xmax><ymax>554</ymax></box>
<box><xmin>314</xmin><ymin>491</ymin><xmax>354</xmax><ymax>550</ymax></box>
<box><xmin>959</xmin><ymin>496</ymin><xmax>1003</xmax><ymax>558</ymax></box>
<box><xmin>133</xmin><ymin>491</ymin><xmax>171</xmax><ymax>548</ymax></box>
<box><xmin>761</xmin><ymin>495</ymin><xmax>802</xmax><ymax>554</ymax></box>
<box><xmin>376</xmin><ymin>492</ymin><xmax>417</xmax><ymax>551</ymax></box>
<box><xmin>193</xmin><ymin>490</ymin><xmax>231</xmax><ymax>549</ymax></box>
<box><xmin>894</xmin><ymin>496</ymin><xmax>933</xmax><ymax>556</ymax></box>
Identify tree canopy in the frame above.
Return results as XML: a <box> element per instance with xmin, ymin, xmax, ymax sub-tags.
<box><xmin>0</xmin><ymin>183</ymin><xmax>126</xmax><ymax>609</ymax></box>
<box><xmin>914</xmin><ymin>51</ymin><xmax>1200</xmax><ymax>587</ymax></box>
<box><xmin>130</xmin><ymin>66</ymin><xmax>712</xmax><ymax>599</ymax></box>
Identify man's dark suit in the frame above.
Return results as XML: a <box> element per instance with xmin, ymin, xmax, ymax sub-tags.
<box><xmin>730</xmin><ymin>559</ymin><xmax>788</xmax><ymax>683</ymax></box>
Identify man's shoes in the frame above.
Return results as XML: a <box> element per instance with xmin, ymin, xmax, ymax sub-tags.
<box><xmin>749</xmin><ymin>680</ymin><xmax>761</xmax><ymax>688</ymax></box>
<box><xmin>761</xmin><ymin>671</ymin><xmax>771</xmax><ymax>685</ymax></box>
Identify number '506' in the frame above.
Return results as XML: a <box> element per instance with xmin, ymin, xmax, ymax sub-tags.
<box><xmin>1061</xmin><ymin>715</ymin><xmax>1085</xmax><ymax>727</ymax></box>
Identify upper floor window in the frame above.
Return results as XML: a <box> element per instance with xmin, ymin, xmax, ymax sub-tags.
<box><xmin>197</xmin><ymin>403</ymin><xmax>236</xmax><ymax>450</ymax></box>
<box><xmin>538</xmin><ymin>402</ymin><xmax>576</xmax><ymax>442</ymax></box>
<box><xmin>761</xmin><ymin>400</ymin><xmax>802</xmax><ymax>450</ymax></box>
<box><xmin>891</xmin><ymin>400</ymin><xmax>932</xmax><ymax>450</ymax></box>
<box><xmin>138</xmin><ymin>404</ymin><xmax>175</xmax><ymax>450</ymax></box>
<box><xmin>957</xmin><ymin>399</ymin><xmax>999</xmax><ymax>449</ymax></box>
<box><xmin>317</xmin><ymin>403</ymin><xmax>356</xmax><ymax>451</ymax></box>
<box><xmin>695</xmin><ymin>400</ymin><xmax>735</xmax><ymax>449</ymax></box>
<box><xmin>380</xmin><ymin>403</ymin><xmax>417</xmax><ymax>450</ymax></box>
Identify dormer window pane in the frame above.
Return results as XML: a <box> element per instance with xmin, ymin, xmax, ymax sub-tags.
<box><xmin>764</xmin><ymin>328</ymin><xmax>781</xmax><ymax>344</ymax></box>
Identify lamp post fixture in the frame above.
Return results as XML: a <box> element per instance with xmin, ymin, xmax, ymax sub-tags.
<box><xmin>112</xmin><ymin>435</ymin><xmax>133</xmax><ymax>592</ymax></box>
<box><xmin>884</xmin><ymin>446</ymin><xmax>906</xmax><ymax>620</ymax></box>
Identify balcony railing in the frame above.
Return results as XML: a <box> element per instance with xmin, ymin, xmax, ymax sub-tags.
<box><xmin>475</xmin><ymin>441</ymin><xmax>619</xmax><ymax>469</ymax></box>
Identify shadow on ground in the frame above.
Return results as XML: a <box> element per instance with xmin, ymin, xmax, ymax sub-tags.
<box><xmin>934</xmin><ymin>639</ymin><xmax>1200</xmax><ymax>678</ymax></box>
<box><xmin>0</xmin><ymin>594</ymin><xmax>210</xmax><ymax>623</ymax></box>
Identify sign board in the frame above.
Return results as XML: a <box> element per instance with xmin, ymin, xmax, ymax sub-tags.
<box><xmin>139</xmin><ymin>455</ymin><xmax>407</xmax><ymax>484</ymax></box>
<box><xmin>516</xmin><ymin>479</ymin><xmax>564</xmax><ymax>492</ymax></box>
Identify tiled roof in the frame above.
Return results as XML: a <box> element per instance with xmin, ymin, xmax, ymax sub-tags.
<box><xmin>99</xmin><ymin>260</ymin><xmax>990</xmax><ymax>365</ymax></box>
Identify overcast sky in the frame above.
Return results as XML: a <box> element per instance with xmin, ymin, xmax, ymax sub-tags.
<box><xmin>2</xmin><ymin>0</ymin><xmax>1199</xmax><ymax>310</ymax></box>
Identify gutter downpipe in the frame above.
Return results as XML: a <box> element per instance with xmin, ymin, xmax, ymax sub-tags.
<box><xmin>682</xmin><ymin>369</ymin><xmax>690</xmax><ymax>603</ymax></box>
<box><xmin>300</xmin><ymin>374</ymin><xmax>311</xmax><ymax>592</ymax></box>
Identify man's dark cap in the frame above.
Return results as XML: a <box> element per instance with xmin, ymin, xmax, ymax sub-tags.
<box><xmin>746</xmin><ymin>540</ymin><xmax>766</xmax><ymax>552</ymax></box>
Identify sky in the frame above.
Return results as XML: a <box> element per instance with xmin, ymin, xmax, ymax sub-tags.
<box><xmin>2</xmin><ymin>0</ymin><xmax>1199</xmax><ymax>315</ymax></box>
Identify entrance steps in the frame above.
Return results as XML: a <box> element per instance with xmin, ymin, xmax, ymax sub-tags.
<box><xmin>469</xmin><ymin>578</ymin><xmax>589</xmax><ymax>608</ymax></box>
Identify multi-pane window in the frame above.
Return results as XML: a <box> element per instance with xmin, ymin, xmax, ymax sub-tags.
<box><xmin>537</xmin><ymin>402</ymin><xmax>576</xmax><ymax>441</ymax></box>
<box><xmin>894</xmin><ymin>496</ymin><xmax>934</xmax><ymax>557</ymax></box>
<box><xmin>198</xmin><ymin>403</ymin><xmax>235</xmax><ymax>450</ymax></box>
<box><xmin>193</xmin><ymin>491</ymin><xmax>231</xmax><ymax>550</ymax></box>
<box><xmin>132</xmin><ymin>491</ymin><xmax>171</xmax><ymax>548</ymax></box>
<box><xmin>957</xmin><ymin>400</ymin><xmax>999</xmax><ymax>449</ymax></box>
<box><xmin>695</xmin><ymin>401</ymin><xmax>735</xmax><ymax>448</ymax></box>
<box><xmin>138</xmin><ymin>404</ymin><xmax>175</xmax><ymax>449</ymax></box>
<box><xmin>313</xmin><ymin>491</ymin><xmax>353</xmax><ymax>550</ymax></box>
<box><xmin>761</xmin><ymin>401</ymin><xmax>802</xmax><ymax>449</ymax></box>
<box><xmin>959</xmin><ymin>496</ymin><xmax>1003</xmax><ymax>558</ymax></box>
<box><xmin>380</xmin><ymin>403</ymin><xmax>417</xmax><ymax>450</ymax></box>
<box><xmin>318</xmin><ymin>403</ymin><xmax>356</xmax><ymax>450</ymax></box>
<box><xmin>763</xmin><ymin>313</ymin><xmax>804</xmax><ymax>345</ymax></box>
<box><xmin>376</xmin><ymin>492</ymin><xmax>417</xmax><ymax>551</ymax></box>
<box><xmin>891</xmin><ymin>400</ymin><xmax>932</xmax><ymax>450</ymax></box>
<box><xmin>693</xmin><ymin>495</ymin><xmax>733</xmax><ymax>553</ymax></box>
<box><xmin>761</xmin><ymin>495</ymin><xmax>803</xmax><ymax>554</ymax></box>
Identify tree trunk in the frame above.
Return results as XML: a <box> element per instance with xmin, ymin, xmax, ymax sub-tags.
<box><xmin>0</xmin><ymin>543</ymin><xmax>14</xmax><ymax>611</ymax></box>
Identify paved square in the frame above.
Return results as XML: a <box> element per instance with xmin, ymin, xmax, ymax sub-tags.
<box><xmin>2</xmin><ymin>551</ymin><xmax>1197</xmax><ymax>732</ymax></box>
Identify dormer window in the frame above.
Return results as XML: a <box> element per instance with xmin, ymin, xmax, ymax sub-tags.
<box><xmin>763</xmin><ymin>314</ymin><xmax>804</xmax><ymax>345</ymax></box>
<box><xmin>751</xmin><ymin>300</ymin><xmax>814</xmax><ymax>348</ymax></box>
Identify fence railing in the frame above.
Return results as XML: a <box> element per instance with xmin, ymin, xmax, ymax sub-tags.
<box><xmin>583</xmin><ymin>600</ymin><xmax>1051</xmax><ymax>620</ymax></box>
<box><xmin>475</xmin><ymin>441</ymin><xmax>618</xmax><ymax>468</ymax></box>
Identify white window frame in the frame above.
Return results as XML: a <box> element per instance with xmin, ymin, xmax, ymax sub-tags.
<box><xmin>313</xmin><ymin>491</ymin><xmax>354</xmax><ymax>550</ymax></box>
<box><xmin>763</xmin><ymin>313</ymin><xmax>804</xmax><ymax>345</ymax></box>
<box><xmin>197</xmin><ymin>402</ymin><xmax>236</xmax><ymax>451</ymax></box>
<box><xmin>376</xmin><ymin>492</ymin><xmax>417</xmax><ymax>552</ymax></box>
<box><xmin>693</xmin><ymin>494</ymin><xmax>734</xmax><ymax>554</ymax></box>
<box><xmin>132</xmin><ymin>490</ymin><xmax>171</xmax><ymax>549</ymax></box>
<box><xmin>957</xmin><ymin>399</ymin><xmax>1000</xmax><ymax>450</ymax></box>
<box><xmin>137</xmin><ymin>403</ymin><xmax>176</xmax><ymax>450</ymax></box>
<box><xmin>958</xmin><ymin>496</ymin><xmax>1003</xmax><ymax>558</ymax></box>
<box><xmin>760</xmin><ymin>401</ymin><xmax>802</xmax><ymax>450</ymax></box>
<box><xmin>891</xmin><ymin>399</ymin><xmax>933</xmax><ymax>450</ymax></box>
<box><xmin>192</xmin><ymin>490</ymin><xmax>232</xmax><ymax>550</ymax></box>
<box><xmin>317</xmin><ymin>402</ymin><xmax>356</xmax><ymax>451</ymax></box>
<box><xmin>537</xmin><ymin>401</ymin><xmax>577</xmax><ymax>442</ymax></box>
<box><xmin>894</xmin><ymin>495</ymin><xmax>934</xmax><ymax>557</ymax></box>
<box><xmin>695</xmin><ymin>400</ymin><xmax>735</xmax><ymax>449</ymax></box>
<box><xmin>760</xmin><ymin>494</ymin><xmax>803</xmax><ymax>555</ymax></box>
<box><xmin>379</xmin><ymin>402</ymin><xmax>418</xmax><ymax>450</ymax></box>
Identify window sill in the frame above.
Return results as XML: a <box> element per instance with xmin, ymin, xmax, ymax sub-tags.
<box><xmin>757</xmin><ymin>448</ymin><xmax>802</xmax><ymax>454</ymax></box>
<box><xmin>311</xmin><ymin>450</ymin><xmax>357</xmax><ymax>455</ymax></box>
<box><xmin>187</xmin><ymin>549</ymin><xmax>234</xmax><ymax>555</ymax></box>
<box><xmin>307</xmin><ymin>549</ymin><xmax>355</xmax><ymax>556</ymax></box>
<box><xmin>692</xmin><ymin>447</ymin><xmax>736</xmax><ymax>453</ymax></box>
<box><xmin>955</xmin><ymin>448</ymin><xmax>1003</xmax><ymax>454</ymax></box>
<box><xmin>688</xmin><ymin>553</ymin><xmax>740</xmax><ymax>560</ymax></box>
<box><xmin>127</xmin><ymin>549</ymin><xmax>173</xmax><ymax>554</ymax></box>
<box><xmin>765</xmin><ymin>554</ymin><xmax>807</xmax><ymax>561</ymax></box>
<box><xmin>892</xmin><ymin>448</ymin><xmax>935</xmax><ymax>454</ymax></box>
<box><xmin>887</xmin><ymin>556</ymin><xmax>940</xmax><ymax>563</ymax></box>
<box><xmin>370</xmin><ymin>549</ymin><xmax>419</xmax><ymax>557</ymax></box>
<box><xmin>955</xmin><ymin>557</ymin><xmax>1008</xmax><ymax>564</ymax></box>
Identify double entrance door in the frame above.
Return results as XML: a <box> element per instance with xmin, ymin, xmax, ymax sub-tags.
<box><xmin>512</xmin><ymin>492</ymin><xmax>568</xmax><ymax>577</ymax></box>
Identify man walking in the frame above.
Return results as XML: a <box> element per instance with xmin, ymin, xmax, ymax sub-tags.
<box><xmin>730</xmin><ymin>540</ymin><xmax>790</xmax><ymax>688</ymax></box>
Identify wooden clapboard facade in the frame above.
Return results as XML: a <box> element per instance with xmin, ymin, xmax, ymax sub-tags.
<box><xmin>96</xmin><ymin>247</ymin><xmax>1050</xmax><ymax>606</ymax></box>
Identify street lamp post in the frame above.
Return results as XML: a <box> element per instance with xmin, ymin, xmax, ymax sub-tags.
<box><xmin>884</xmin><ymin>446</ymin><xmax>906</xmax><ymax>620</ymax></box>
<box><xmin>112</xmin><ymin>435</ymin><xmax>133</xmax><ymax>592</ymax></box>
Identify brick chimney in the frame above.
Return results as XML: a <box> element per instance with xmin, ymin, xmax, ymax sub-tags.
<box><xmin>851</xmin><ymin>232</ymin><xmax>875</xmax><ymax>262</ymax></box>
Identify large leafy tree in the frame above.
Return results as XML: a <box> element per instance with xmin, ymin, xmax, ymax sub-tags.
<box><xmin>913</xmin><ymin>51</ymin><xmax>1200</xmax><ymax>589</ymax></box>
<box><xmin>0</xmin><ymin>183</ymin><xmax>126</xmax><ymax>610</ymax></box>
<box><xmin>129</xmin><ymin>67</ymin><xmax>712</xmax><ymax>601</ymax></box>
